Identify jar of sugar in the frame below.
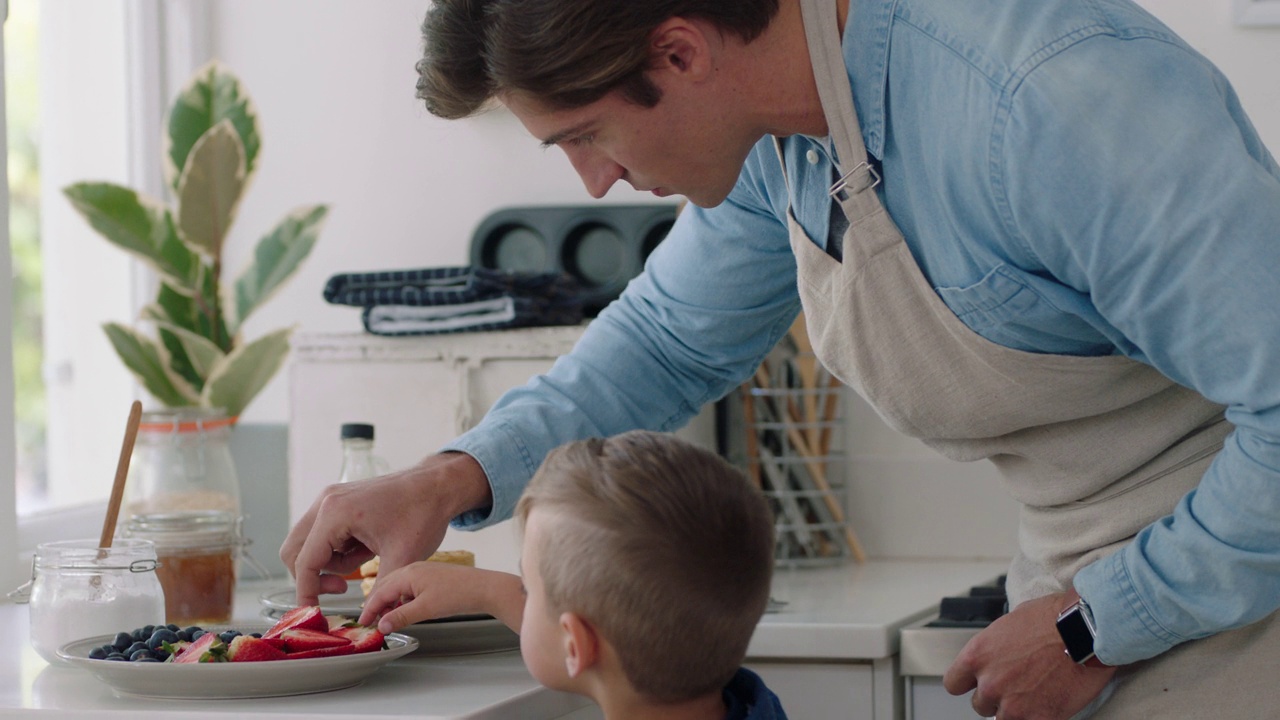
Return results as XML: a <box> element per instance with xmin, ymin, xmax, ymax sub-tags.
<box><xmin>28</xmin><ymin>538</ymin><xmax>166</xmax><ymax>665</ymax></box>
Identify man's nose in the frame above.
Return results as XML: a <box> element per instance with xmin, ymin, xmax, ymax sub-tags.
<box><xmin>567</xmin><ymin>150</ymin><xmax>624</xmax><ymax>199</ymax></box>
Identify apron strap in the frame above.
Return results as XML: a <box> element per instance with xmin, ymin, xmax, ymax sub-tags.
<box><xmin>799</xmin><ymin>0</ymin><xmax>882</xmax><ymax>222</ymax></box>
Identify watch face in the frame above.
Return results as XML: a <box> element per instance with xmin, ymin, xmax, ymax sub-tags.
<box><xmin>1057</xmin><ymin>606</ymin><xmax>1096</xmax><ymax>664</ymax></box>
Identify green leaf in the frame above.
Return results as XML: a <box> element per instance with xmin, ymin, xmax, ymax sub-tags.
<box><xmin>229</xmin><ymin>205</ymin><xmax>327</xmax><ymax>336</ymax></box>
<box><xmin>63</xmin><ymin>182</ymin><xmax>199</xmax><ymax>288</ymax></box>
<box><xmin>102</xmin><ymin>323</ymin><xmax>199</xmax><ymax>407</ymax></box>
<box><xmin>149</xmin><ymin>272</ymin><xmax>232</xmax><ymax>345</ymax></box>
<box><xmin>153</xmin><ymin>321</ymin><xmax>227</xmax><ymax>382</ymax></box>
<box><xmin>164</xmin><ymin>61</ymin><xmax>261</xmax><ymax>194</ymax></box>
<box><xmin>177</xmin><ymin>120</ymin><xmax>247</xmax><ymax>259</ymax></box>
<box><xmin>201</xmin><ymin>327</ymin><xmax>294</xmax><ymax>417</ymax></box>
<box><xmin>157</xmin><ymin>325</ymin><xmax>203</xmax><ymax>391</ymax></box>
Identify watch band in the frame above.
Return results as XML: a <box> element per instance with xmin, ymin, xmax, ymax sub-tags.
<box><xmin>1056</xmin><ymin>596</ymin><xmax>1098</xmax><ymax>665</ymax></box>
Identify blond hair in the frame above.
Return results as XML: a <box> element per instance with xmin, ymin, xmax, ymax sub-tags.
<box><xmin>515</xmin><ymin>430</ymin><xmax>774</xmax><ymax>701</ymax></box>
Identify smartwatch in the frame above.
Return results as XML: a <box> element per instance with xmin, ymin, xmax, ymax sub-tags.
<box><xmin>1055</xmin><ymin>596</ymin><xmax>1098</xmax><ymax>665</ymax></box>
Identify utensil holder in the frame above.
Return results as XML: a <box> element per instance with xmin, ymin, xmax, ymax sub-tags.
<box><xmin>738</xmin><ymin>351</ymin><xmax>865</xmax><ymax>566</ymax></box>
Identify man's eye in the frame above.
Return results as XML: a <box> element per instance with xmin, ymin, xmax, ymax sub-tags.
<box><xmin>566</xmin><ymin>134</ymin><xmax>594</xmax><ymax>147</ymax></box>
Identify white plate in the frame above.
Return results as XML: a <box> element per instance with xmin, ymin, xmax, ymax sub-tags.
<box><xmin>57</xmin><ymin>624</ymin><xmax>418</xmax><ymax>699</ymax></box>
<box><xmin>259</xmin><ymin>586</ymin><xmax>520</xmax><ymax>657</ymax></box>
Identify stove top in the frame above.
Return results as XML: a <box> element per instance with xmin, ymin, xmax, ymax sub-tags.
<box><xmin>924</xmin><ymin>575</ymin><xmax>1008</xmax><ymax>629</ymax></box>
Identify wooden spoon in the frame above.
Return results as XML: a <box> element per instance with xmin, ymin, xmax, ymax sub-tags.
<box><xmin>99</xmin><ymin>401</ymin><xmax>144</xmax><ymax>549</ymax></box>
<box><xmin>788</xmin><ymin>314</ymin><xmax>821</xmax><ymax>449</ymax></box>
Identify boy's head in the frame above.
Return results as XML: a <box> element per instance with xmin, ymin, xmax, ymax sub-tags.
<box><xmin>416</xmin><ymin>0</ymin><xmax>781</xmax><ymax>119</ymax></box>
<box><xmin>514</xmin><ymin>430</ymin><xmax>775</xmax><ymax>702</ymax></box>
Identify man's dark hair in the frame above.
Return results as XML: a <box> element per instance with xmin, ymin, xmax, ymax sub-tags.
<box><xmin>417</xmin><ymin>0</ymin><xmax>781</xmax><ymax>119</ymax></box>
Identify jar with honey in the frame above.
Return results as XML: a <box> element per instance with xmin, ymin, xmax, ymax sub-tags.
<box><xmin>123</xmin><ymin>511</ymin><xmax>243</xmax><ymax>626</ymax></box>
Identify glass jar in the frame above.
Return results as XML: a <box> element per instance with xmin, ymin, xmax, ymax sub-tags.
<box><xmin>338</xmin><ymin>423</ymin><xmax>389</xmax><ymax>484</ymax></box>
<box><xmin>125</xmin><ymin>408</ymin><xmax>240</xmax><ymax>518</ymax></box>
<box><xmin>124</xmin><ymin>511</ymin><xmax>242</xmax><ymax>626</ymax></box>
<box><xmin>28</xmin><ymin>538</ymin><xmax>166</xmax><ymax>665</ymax></box>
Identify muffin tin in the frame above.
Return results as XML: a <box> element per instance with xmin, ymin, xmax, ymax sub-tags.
<box><xmin>469</xmin><ymin>204</ymin><xmax>679</xmax><ymax>316</ymax></box>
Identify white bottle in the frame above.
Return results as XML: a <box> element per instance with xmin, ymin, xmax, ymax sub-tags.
<box><xmin>338</xmin><ymin>423</ymin><xmax>389</xmax><ymax>483</ymax></box>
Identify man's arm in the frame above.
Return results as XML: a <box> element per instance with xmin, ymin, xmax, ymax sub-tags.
<box><xmin>442</xmin><ymin>172</ymin><xmax>802</xmax><ymax>527</ymax></box>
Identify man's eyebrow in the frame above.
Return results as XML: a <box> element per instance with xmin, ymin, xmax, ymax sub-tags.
<box><xmin>540</xmin><ymin>120</ymin><xmax>595</xmax><ymax>149</ymax></box>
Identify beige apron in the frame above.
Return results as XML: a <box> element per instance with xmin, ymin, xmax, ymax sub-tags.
<box><xmin>789</xmin><ymin>0</ymin><xmax>1280</xmax><ymax>715</ymax></box>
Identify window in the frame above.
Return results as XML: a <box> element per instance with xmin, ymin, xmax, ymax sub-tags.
<box><xmin>9</xmin><ymin>1</ymin><xmax>209</xmax><ymax>568</ymax></box>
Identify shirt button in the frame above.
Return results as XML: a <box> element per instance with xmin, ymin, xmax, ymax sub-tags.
<box><xmin>806</xmin><ymin>149</ymin><xmax>820</xmax><ymax>165</ymax></box>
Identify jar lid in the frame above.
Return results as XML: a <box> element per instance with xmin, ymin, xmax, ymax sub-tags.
<box><xmin>341</xmin><ymin>423</ymin><xmax>374</xmax><ymax>440</ymax></box>
<box><xmin>124</xmin><ymin>510</ymin><xmax>242</xmax><ymax>549</ymax></box>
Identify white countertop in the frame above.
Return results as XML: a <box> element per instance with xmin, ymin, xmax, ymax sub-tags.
<box><xmin>749</xmin><ymin>559</ymin><xmax>1009</xmax><ymax>660</ymax></box>
<box><xmin>0</xmin><ymin>560</ymin><xmax>1009</xmax><ymax>718</ymax></box>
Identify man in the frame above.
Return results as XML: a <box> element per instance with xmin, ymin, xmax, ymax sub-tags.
<box><xmin>283</xmin><ymin>1</ymin><xmax>1280</xmax><ymax>717</ymax></box>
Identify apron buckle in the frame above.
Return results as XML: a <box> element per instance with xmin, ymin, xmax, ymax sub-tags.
<box><xmin>829</xmin><ymin>161</ymin><xmax>881</xmax><ymax>199</ymax></box>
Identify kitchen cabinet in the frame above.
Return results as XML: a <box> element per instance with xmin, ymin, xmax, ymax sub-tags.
<box><xmin>288</xmin><ymin>328</ymin><xmax>716</xmax><ymax>575</ymax></box>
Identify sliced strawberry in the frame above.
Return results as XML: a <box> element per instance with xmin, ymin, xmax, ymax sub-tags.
<box><xmin>227</xmin><ymin>635</ymin><xmax>289</xmax><ymax>662</ymax></box>
<box><xmin>259</xmin><ymin>636</ymin><xmax>287</xmax><ymax>651</ymax></box>
<box><xmin>278</xmin><ymin>628</ymin><xmax>352</xmax><ymax>653</ymax></box>
<box><xmin>330</xmin><ymin>624</ymin><xmax>386</xmax><ymax>654</ymax></box>
<box><xmin>263</xmin><ymin>605</ymin><xmax>329</xmax><ymax>639</ymax></box>
<box><xmin>325</xmin><ymin>614</ymin><xmax>353</xmax><ymax>631</ymax></box>
<box><xmin>284</xmin><ymin>643</ymin><xmax>358</xmax><ymax>660</ymax></box>
<box><xmin>171</xmin><ymin>632</ymin><xmax>227</xmax><ymax>663</ymax></box>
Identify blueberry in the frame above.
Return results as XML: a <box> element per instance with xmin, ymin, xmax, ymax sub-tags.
<box><xmin>166</xmin><ymin>623</ymin><xmax>179</xmax><ymax>632</ymax></box>
<box><xmin>142</xmin><ymin>624</ymin><xmax>156</xmax><ymax>637</ymax></box>
<box><xmin>105</xmin><ymin>653</ymin><xmax>127</xmax><ymax>661</ymax></box>
<box><xmin>129</xmin><ymin>649</ymin><xmax>154</xmax><ymax>662</ymax></box>
<box><xmin>125</xmin><ymin>641</ymin><xmax>146</xmax><ymax>655</ymax></box>
<box><xmin>88</xmin><ymin>647</ymin><xmax>108</xmax><ymax>660</ymax></box>
<box><xmin>250</xmin><ymin>632</ymin><xmax>262</xmax><ymax>639</ymax></box>
<box><xmin>112</xmin><ymin>632</ymin><xmax>133</xmax><ymax>651</ymax></box>
<box><xmin>130</xmin><ymin>627</ymin><xmax>146</xmax><ymax>642</ymax></box>
<box><xmin>148</xmin><ymin>629</ymin><xmax>180</xmax><ymax>652</ymax></box>
<box><xmin>191</xmin><ymin>630</ymin><xmax>206</xmax><ymax>641</ymax></box>
<box><xmin>218</xmin><ymin>630</ymin><xmax>240</xmax><ymax>644</ymax></box>
<box><xmin>152</xmin><ymin>648</ymin><xmax>170</xmax><ymax>662</ymax></box>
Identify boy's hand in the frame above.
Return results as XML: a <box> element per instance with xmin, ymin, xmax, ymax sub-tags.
<box><xmin>359</xmin><ymin>562</ymin><xmax>525</xmax><ymax>634</ymax></box>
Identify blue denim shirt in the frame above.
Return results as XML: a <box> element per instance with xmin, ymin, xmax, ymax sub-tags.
<box><xmin>446</xmin><ymin>0</ymin><xmax>1280</xmax><ymax>665</ymax></box>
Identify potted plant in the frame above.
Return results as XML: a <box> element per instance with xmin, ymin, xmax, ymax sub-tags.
<box><xmin>63</xmin><ymin>61</ymin><xmax>327</xmax><ymax>419</ymax></box>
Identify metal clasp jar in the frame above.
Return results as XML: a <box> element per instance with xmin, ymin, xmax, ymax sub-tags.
<box><xmin>124</xmin><ymin>510</ymin><xmax>244</xmax><ymax>626</ymax></box>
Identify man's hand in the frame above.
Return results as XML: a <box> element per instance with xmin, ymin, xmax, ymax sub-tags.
<box><xmin>280</xmin><ymin>451</ymin><xmax>493</xmax><ymax>607</ymax></box>
<box><xmin>943</xmin><ymin>591</ymin><xmax>1117</xmax><ymax>719</ymax></box>
<box><xmin>358</xmin><ymin>562</ymin><xmax>525</xmax><ymax>634</ymax></box>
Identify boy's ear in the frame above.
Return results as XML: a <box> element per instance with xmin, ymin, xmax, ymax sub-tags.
<box><xmin>559</xmin><ymin>611</ymin><xmax>599</xmax><ymax>679</ymax></box>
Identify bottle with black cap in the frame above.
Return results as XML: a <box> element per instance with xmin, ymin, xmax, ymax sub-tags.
<box><xmin>338</xmin><ymin>423</ymin><xmax>389</xmax><ymax>484</ymax></box>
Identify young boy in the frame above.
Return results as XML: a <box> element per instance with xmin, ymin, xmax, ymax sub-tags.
<box><xmin>359</xmin><ymin>430</ymin><xmax>787</xmax><ymax>719</ymax></box>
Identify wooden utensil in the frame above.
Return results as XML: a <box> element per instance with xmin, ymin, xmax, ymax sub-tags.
<box><xmin>739</xmin><ymin>383</ymin><xmax>764</xmax><ymax>489</ymax></box>
<box><xmin>99</xmin><ymin>401</ymin><xmax>144</xmax><ymax>549</ymax></box>
<box><xmin>788</xmin><ymin>315</ymin><xmax>821</xmax><ymax>449</ymax></box>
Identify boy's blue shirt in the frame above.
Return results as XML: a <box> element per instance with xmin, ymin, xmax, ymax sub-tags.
<box><xmin>723</xmin><ymin>668</ymin><xmax>787</xmax><ymax>720</ymax></box>
<box><xmin>444</xmin><ymin>0</ymin><xmax>1280</xmax><ymax>666</ymax></box>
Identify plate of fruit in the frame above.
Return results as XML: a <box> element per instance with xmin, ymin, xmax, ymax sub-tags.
<box><xmin>260</xmin><ymin>586</ymin><xmax>520</xmax><ymax>656</ymax></box>
<box><xmin>56</xmin><ymin>606</ymin><xmax>418</xmax><ymax>699</ymax></box>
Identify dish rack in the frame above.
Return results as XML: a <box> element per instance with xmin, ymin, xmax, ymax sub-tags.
<box><xmin>737</xmin><ymin>320</ymin><xmax>866</xmax><ymax>566</ymax></box>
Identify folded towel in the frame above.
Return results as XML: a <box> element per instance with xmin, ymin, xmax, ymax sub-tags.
<box><xmin>324</xmin><ymin>266</ymin><xmax>585</xmax><ymax>336</ymax></box>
